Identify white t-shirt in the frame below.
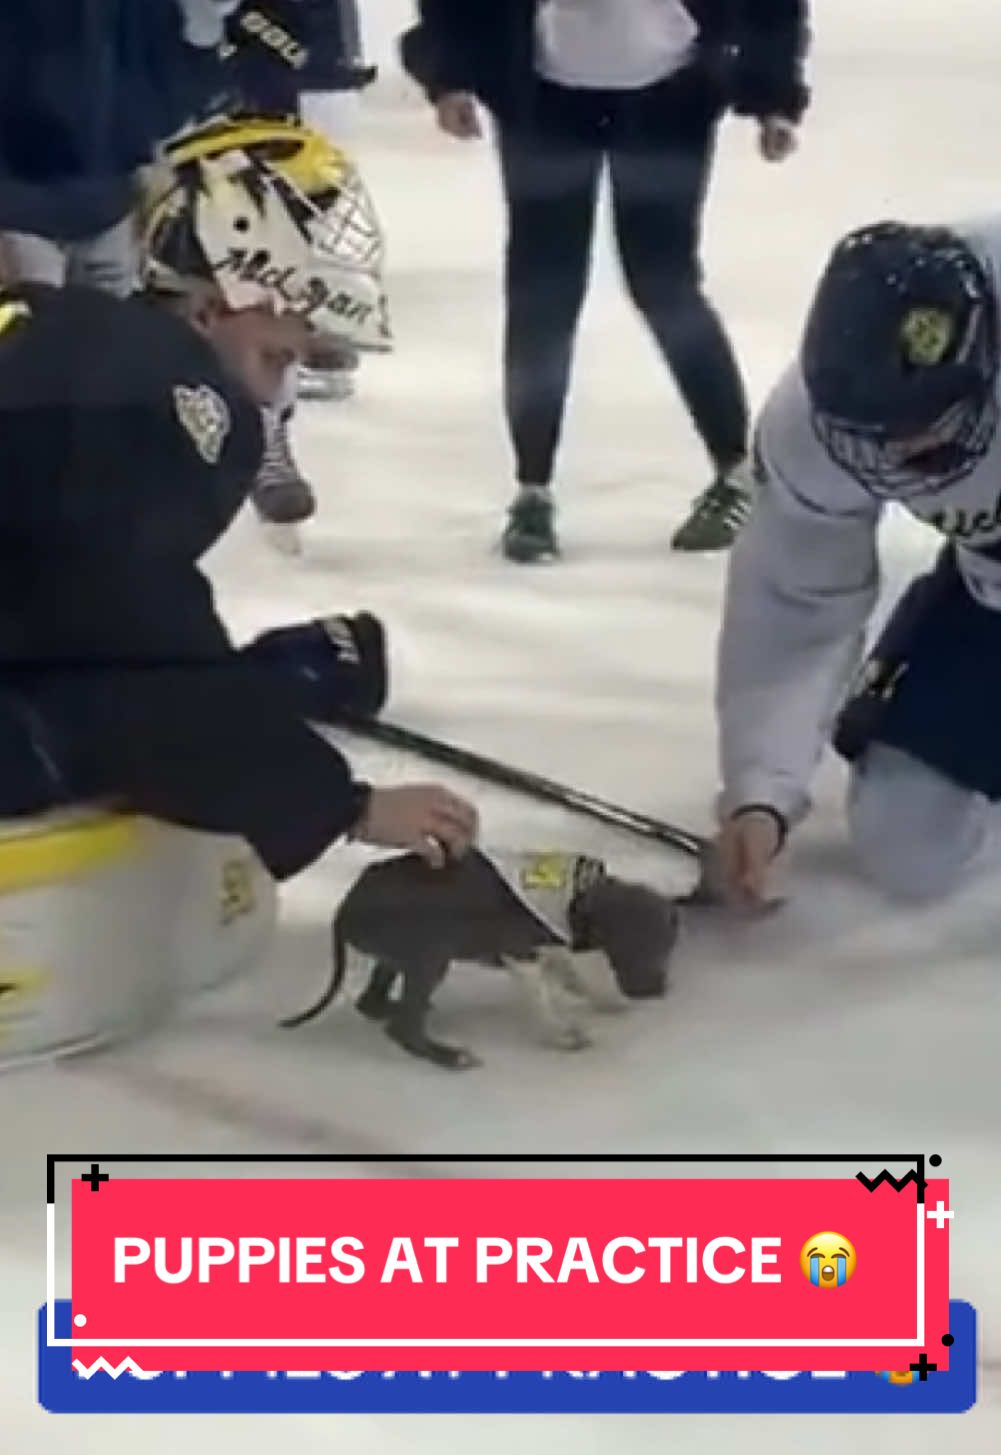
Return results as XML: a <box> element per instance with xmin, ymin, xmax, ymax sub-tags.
<box><xmin>535</xmin><ymin>0</ymin><xmax>699</xmax><ymax>90</ymax></box>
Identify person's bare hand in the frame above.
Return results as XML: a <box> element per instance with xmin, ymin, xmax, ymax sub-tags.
<box><xmin>353</xmin><ymin>784</ymin><xmax>479</xmax><ymax>868</ymax></box>
<box><xmin>758</xmin><ymin>116</ymin><xmax>798</xmax><ymax>162</ymax></box>
<box><xmin>716</xmin><ymin>809</ymin><xmax>785</xmax><ymax>910</ymax></box>
<box><xmin>435</xmin><ymin>92</ymin><xmax>483</xmax><ymax>140</ymax></box>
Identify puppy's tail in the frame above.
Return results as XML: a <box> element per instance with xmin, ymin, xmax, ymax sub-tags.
<box><xmin>279</xmin><ymin>913</ymin><xmax>351</xmax><ymax>1029</ymax></box>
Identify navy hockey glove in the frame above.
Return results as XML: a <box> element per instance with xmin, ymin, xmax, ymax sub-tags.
<box><xmin>244</xmin><ymin>611</ymin><xmax>387</xmax><ymax>723</ymax></box>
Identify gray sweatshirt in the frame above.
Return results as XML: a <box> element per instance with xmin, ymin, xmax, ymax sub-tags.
<box><xmin>174</xmin><ymin>0</ymin><xmax>242</xmax><ymax>49</ymax></box>
<box><xmin>716</xmin><ymin>216</ymin><xmax>1001</xmax><ymax>827</ymax></box>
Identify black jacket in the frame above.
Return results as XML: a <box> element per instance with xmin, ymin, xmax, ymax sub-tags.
<box><xmin>0</xmin><ymin>0</ymin><xmax>216</xmax><ymax>239</ymax></box>
<box><xmin>0</xmin><ymin>284</ymin><xmax>365</xmax><ymax>879</ymax></box>
<box><xmin>220</xmin><ymin>1</ymin><xmax>376</xmax><ymax>115</ymax></box>
<box><xmin>401</xmin><ymin>0</ymin><xmax>811</xmax><ymax>125</ymax></box>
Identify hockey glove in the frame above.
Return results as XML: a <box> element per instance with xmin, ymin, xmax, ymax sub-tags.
<box><xmin>244</xmin><ymin>610</ymin><xmax>387</xmax><ymax>723</ymax></box>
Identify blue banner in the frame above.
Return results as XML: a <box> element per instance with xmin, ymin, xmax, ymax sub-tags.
<box><xmin>38</xmin><ymin>1300</ymin><xmax>976</xmax><ymax>1414</ymax></box>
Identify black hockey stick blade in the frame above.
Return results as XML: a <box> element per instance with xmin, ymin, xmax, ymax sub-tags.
<box><xmin>340</xmin><ymin>717</ymin><xmax>705</xmax><ymax>860</ymax></box>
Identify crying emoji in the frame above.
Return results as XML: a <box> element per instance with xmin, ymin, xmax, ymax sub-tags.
<box><xmin>801</xmin><ymin>1232</ymin><xmax>857</xmax><ymax>1289</ymax></box>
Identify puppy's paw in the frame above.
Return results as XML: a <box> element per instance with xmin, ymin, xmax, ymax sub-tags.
<box><xmin>550</xmin><ymin>949</ymin><xmax>630</xmax><ymax>1014</ymax></box>
<box><xmin>584</xmin><ymin>986</ymin><xmax>631</xmax><ymax>1015</ymax></box>
<box><xmin>546</xmin><ymin>1025</ymin><xmax>593</xmax><ymax>1052</ymax></box>
<box><xmin>387</xmin><ymin>1022</ymin><xmax>482</xmax><ymax>1070</ymax></box>
<box><xmin>356</xmin><ymin>991</ymin><xmax>395</xmax><ymax>1021</ymax></box>
<box><xmin>446</xmin><ymin>1046</ymin><xmax>483</xmax><ymax>1070</ymax></box>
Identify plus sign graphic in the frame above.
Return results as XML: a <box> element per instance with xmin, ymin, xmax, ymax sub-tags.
<box><xmin>908</xmin><ymin>1352</ymin><xmax>938</xmax><ymax>1382</ymax></box>
<box><xmin>927</xmin><ymin>1200</ymin><xmax>954</xmax><ymax>1230</ymax></box>
<box><xmin>80</xmin><ymin>1164</ymin><xmax>109</xmax><ymax>1193</ymax></box>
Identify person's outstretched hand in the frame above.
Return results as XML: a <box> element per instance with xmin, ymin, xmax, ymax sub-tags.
<box><xmin>353</xmin><ymin>784</ymin><xmax>479</xmax><ymax>868</ymax></box>
<box><xmin>715</xmin><ymin>809</ymin><xmax>786</xmax><ymax>910</ymax></box>
<box><xmin>436</xmin><ymin>92</ymin><xmax>483</xmax><ymax>141</ymax></box>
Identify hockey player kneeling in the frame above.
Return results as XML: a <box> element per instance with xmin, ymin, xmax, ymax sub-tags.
<box><xmin>714</xmin><ymin>220</ymin><xmax>1001</xmax><ymax>906</ymax></box>
<box><xmin>0</xmin><ymin>130</ymin><xmax>477</xmax><ymax>1056</ymax></box>
<box><xmin>283</xmin><ymin>850</ymin><xmax>678</xmax><ymax>1068</ymax></box>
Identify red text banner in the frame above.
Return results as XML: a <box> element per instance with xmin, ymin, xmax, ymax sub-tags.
<box><xmin>69</xmin><ymin>1176</ymin><xmax>950</xmax><ymax>1372</ymax></box>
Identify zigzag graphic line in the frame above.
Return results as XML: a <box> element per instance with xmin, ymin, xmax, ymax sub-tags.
<box><xmin>72</xmin><ymin>1356</ymin><xmax>161</xmax><ymax>1381</ymax></box>
<box><xmin>855</xmin><ymin>1169</ymin><xmax>922</xmax><ymax>1194</ymax></box>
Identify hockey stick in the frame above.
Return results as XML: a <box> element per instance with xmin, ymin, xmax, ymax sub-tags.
<box><xmin>339</xmin><ymin>717</ymin><xmax>706</xmax><ymax>860</ymax></box>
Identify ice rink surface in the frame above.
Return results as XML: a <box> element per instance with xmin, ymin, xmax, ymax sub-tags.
<box><xmin>3</xmin><ymin>1</ymin><xmax>1000</xmax><ymax>1448</ymax></box>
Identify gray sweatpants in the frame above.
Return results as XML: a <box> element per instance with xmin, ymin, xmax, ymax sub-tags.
<box><xmin>848</xmin><ymin>744</ymin><xmax>996</xmax><ymax>902</ymax></box>
<box><xmin>0</xmin><ymin>217</ymin><xmax>136</xmax><ymax>298</ymax></box>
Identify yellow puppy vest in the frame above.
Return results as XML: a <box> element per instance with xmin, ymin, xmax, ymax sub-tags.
<box><xmin>488</xmin><ymin>852</ymin><xmax>606</xmax><ymax>943</ymax></box>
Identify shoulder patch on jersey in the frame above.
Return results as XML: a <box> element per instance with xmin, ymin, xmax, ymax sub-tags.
<box><xmin>173</xmin><ymin>384</ymin><xmax>231</xmax><ymax>465</ymax></box>
<box><xmin>0</xmin><ymin>299</ymin><xmax>31</xmax><ymax>338</ymax></box>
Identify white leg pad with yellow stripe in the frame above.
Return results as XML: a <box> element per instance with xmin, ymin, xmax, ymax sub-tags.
<box><xmin>0</xmin><ymin>809</ymin><xmax>277</xmax><ymax>1068</ymax></box>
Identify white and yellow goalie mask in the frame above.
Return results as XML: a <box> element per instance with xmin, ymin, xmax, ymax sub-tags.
<box><xmin>140</xmin><ymin>115</ymin><xmax>391</xmax><ymax>352</ymax></box>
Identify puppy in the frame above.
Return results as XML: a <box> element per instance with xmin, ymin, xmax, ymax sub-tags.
<box><xmin>281</xmin><ymin>848</ymin><xmax>679</xmax><ymax>1068</ymax></box>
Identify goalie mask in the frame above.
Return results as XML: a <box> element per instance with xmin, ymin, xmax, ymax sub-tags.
<box><xmin>802</xmin><ymin>222</ymin><xmax>999</xmax><ymax>498</ymax></box>
<box><xmin>140</xmin><ymin>115</ymin><xmax>391</xmax><ymax>352</ymax></box>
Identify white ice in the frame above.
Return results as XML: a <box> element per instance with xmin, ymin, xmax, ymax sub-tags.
<box><xmin>2</xmin><ymin>1</ymin><xmax>1000</xmax><ymax>1449</ymax></box>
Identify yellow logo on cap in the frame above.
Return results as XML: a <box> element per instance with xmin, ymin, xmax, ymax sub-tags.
<box><xmin>900</xmin><ymin>307</ymin><xmax>955</xmax><ymax>365</ymax></box>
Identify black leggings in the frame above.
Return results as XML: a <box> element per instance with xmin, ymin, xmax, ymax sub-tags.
<box><xmin>498</xmin><ymin>73</ymin><xmax>748</xmax><ymax>486</ymax></box>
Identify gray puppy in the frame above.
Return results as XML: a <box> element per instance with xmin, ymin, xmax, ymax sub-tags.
<box><xmin>281</xmin><ymin>848</ymin><xmax>679</xmax><ymax>1068</ymax></box>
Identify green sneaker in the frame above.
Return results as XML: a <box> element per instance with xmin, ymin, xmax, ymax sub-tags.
<box><xmin>502</xmin><ymin>485</ymin><xmax>560</xmax><ymax>563</ymax></box>
<box><xmin>671</xmin><ymin>467</ymin><xmax>755</xmax><ymax>553</ymax></box>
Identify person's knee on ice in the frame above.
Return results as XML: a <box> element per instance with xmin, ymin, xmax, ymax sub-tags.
<box><xmin>847</xmin><ymin>746</ymin><xmax>990</xmax><ymax>904</ymax></box>
<box><xmin>712</xmin><ymin>218</ymin><xmax>1001</xmax><ymax>913</ymax></box>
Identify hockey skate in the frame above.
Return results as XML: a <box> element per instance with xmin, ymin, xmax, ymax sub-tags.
<box><xmin>251</xmin><ymin>410</ymin><xmax>316</xmax><ymax>555</ymax></box>
<box><xmin>670</xmin><ymin>461</ymin><xmax>756</xmax><ymax>553</ymax></box>
<box><xmin>297</xmin><ymin>337</ymin><xmax>360</xmax><ymax>402</ymax></box>
<box><xmin>297</xmin><ymin>364</ymin><xmax>357</xmax><ymax>401</ymax></box>
<box><xmin>501</xmin><ymin>485</ymin><xmax>560</xmax><ymax>563</ymax></box>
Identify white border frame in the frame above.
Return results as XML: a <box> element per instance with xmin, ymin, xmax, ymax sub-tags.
<box><xmin>45</xmin><ymin>1201</ymin><xmax>926</xmax><ymax>1349</ymax></box>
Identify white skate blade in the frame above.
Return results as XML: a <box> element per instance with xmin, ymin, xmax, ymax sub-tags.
<box><xmin>298</xmin><ymin>379</ymin><xmax>356</xmax><ymax>403</ymax></box>
<box><xmin>260</xmin><ymin>522</ymin><xmax>304</xmax><ymax>556</ymax></box>
<box><xmin>298</xmin><ymin>369</ymin><xmax>357</xmax><ymax>403</ymax></box>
